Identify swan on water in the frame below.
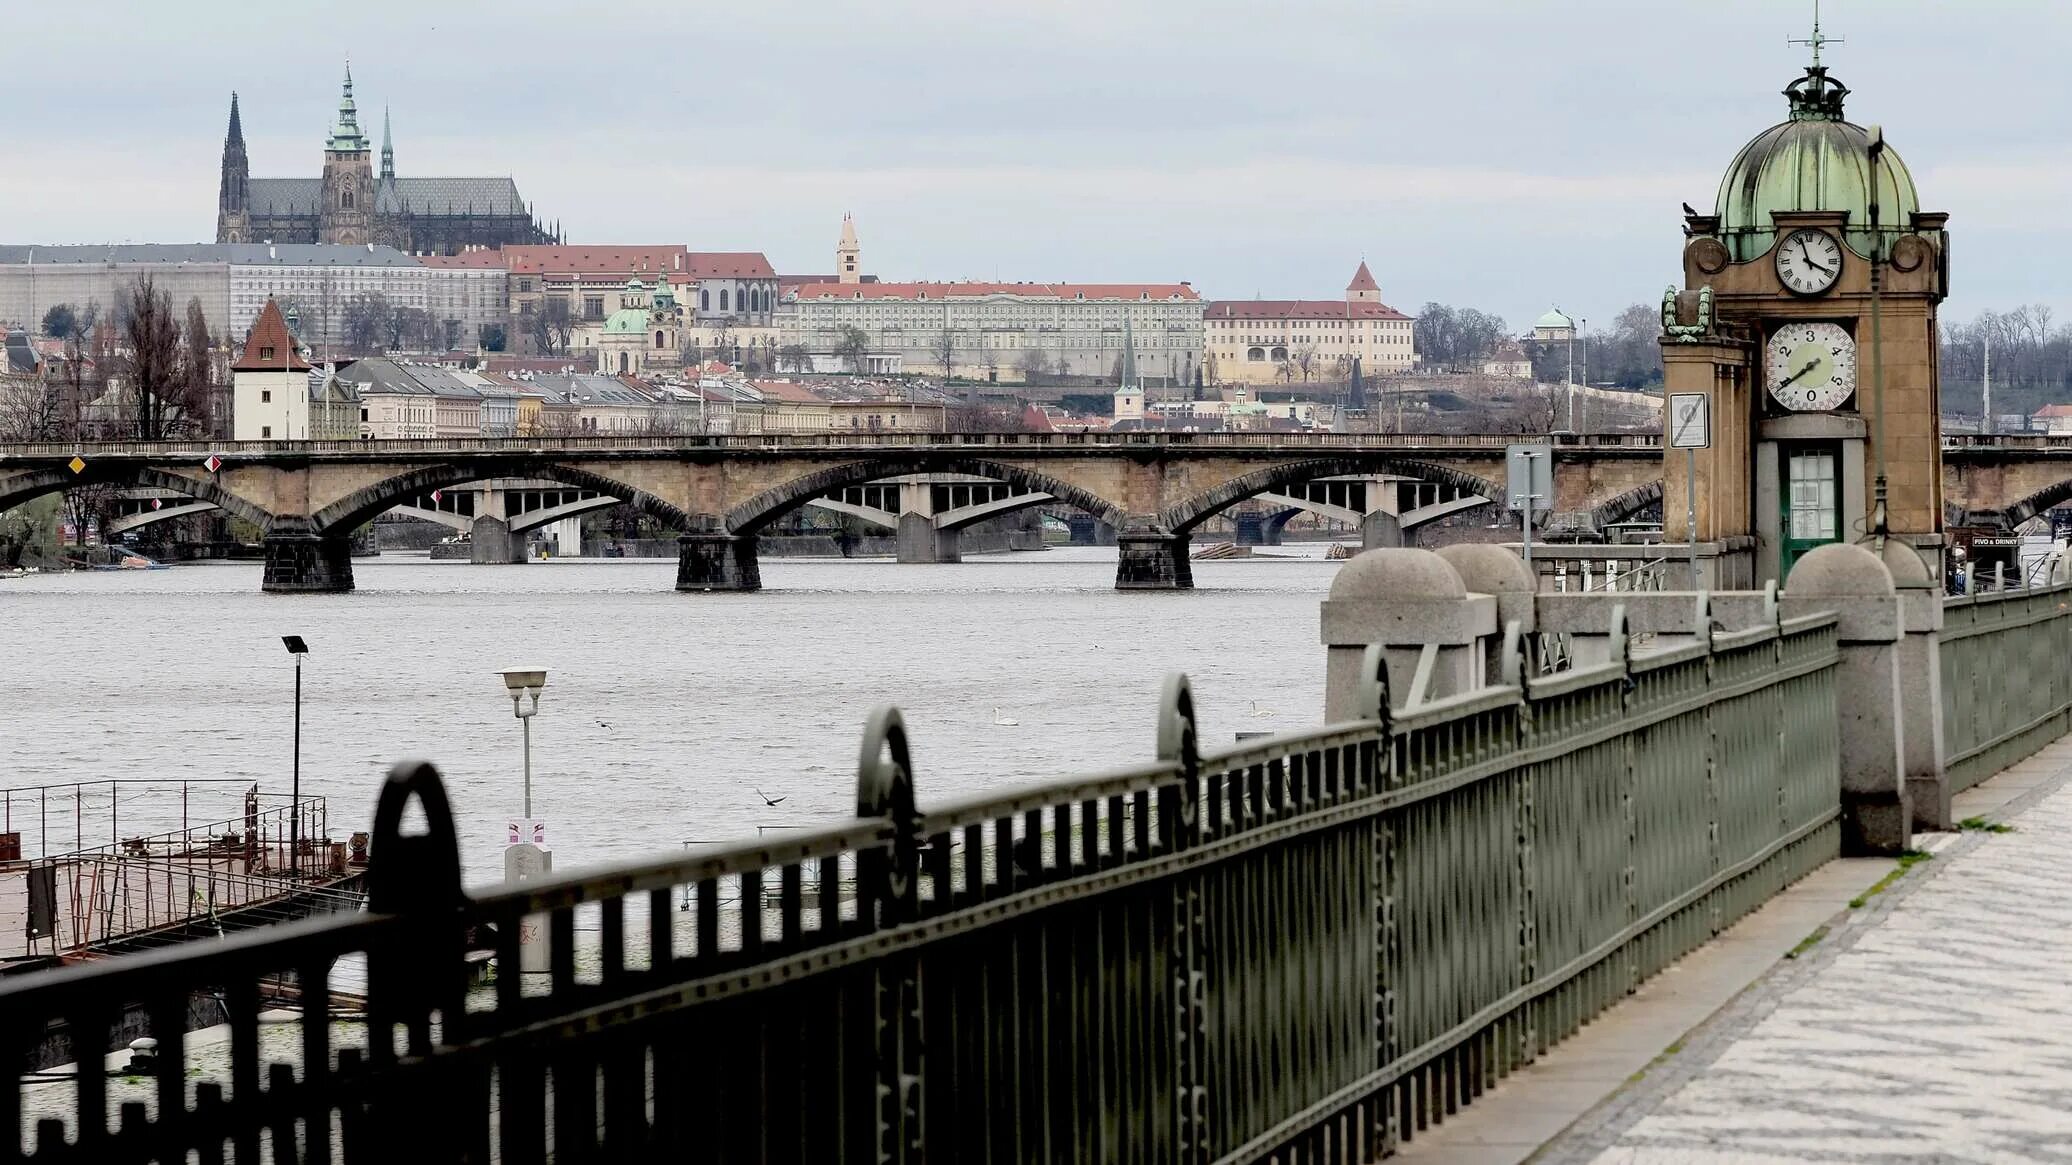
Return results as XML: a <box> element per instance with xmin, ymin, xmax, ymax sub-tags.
<box><xmin>992</xmin><ymin>708</ymin><xmax>1020</xmax><ymax>726</ymax></box>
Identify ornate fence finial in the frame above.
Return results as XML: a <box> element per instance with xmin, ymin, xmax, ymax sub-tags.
<box><xmin>1157</xmin><ymin>673</ymin><xmax>1201</xmax><ymax>848</ymax></box>
<box><xmin>856</xmin><ymin>705</ymin><xmax>920</xmax><ymax>925</ymax></box>
<box><xmin>1694</xmin><ymin>590</ymin><xmax>1714</xmax><ymax>645</ymax></box>
<box><xmin>1608</xmin><ymin>602</ymin><xmax>1631</xmax><ymax>669</ymax></box>
<box><xmin>1763</xmin><ymin>579</ymin><xmax>1780</xmax><ymax>628</ymax></box>
<box><xmin>369</xmin><ymin>760</ymin><xmax>462</xmax><ymax>915</ymax></box>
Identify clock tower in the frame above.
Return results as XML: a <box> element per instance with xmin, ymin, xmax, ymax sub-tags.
<box><xmin>1660</xmin><ymin>54</ymin><xmax>1948</xmax><ymax>587</ymax></box>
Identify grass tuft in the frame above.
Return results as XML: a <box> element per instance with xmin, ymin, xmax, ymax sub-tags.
<box><xmin>1959</xmin><ymin>816</ymin><xmax>2014</xmax><ymax>833</ymax></box>
<box><xmin>1848</xmin><ymin>849</ymin><xmax>1932</xmax><ymax>908</ymax></box>
<box><xmin>1786</xmin><ymin>924</ymin><xmax>1830</xmax><ymax>959</ymax></box>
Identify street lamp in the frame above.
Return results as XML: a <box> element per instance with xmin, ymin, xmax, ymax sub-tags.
<box><xmin>499</xmin><ymin>667</ymin><xmax>547</xmax><ymax>819</ymax></box>
<box><xmin>281</xmin><ymin>635</ymin><xmax>308</xmax><ymax>879</ymax></box>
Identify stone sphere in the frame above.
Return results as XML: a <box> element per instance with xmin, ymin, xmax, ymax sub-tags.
<box><xmin>1329</xmin><ymin>547</ymin><xmax>1464</xmax><ymax>600</ymax></box>
<box><xmin>1785</xmin><ymin>541</ymin><xmax>1894</xmax><ymax>596</ymax></box>
<box><xmin>1436</xmin><ymin>544</ymin><xmax>1534</xmax><ymax>595</ymax></box>
<box><xmin>1878</xmin><ymin>539</ymin><xmax>1934</xmax><ymax>587</ymax></box>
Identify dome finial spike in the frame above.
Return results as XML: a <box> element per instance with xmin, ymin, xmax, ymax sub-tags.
<box><xmin>1789</xmin><ymin>0</ymin><xmax>1843</xmax><ymax>69</ymax></box>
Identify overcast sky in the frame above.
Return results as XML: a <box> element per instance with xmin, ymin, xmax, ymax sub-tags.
<box><xmin>4</xmin><ymin>0</ymin><xmax>2064</xmax><ymax>332</ymax></box>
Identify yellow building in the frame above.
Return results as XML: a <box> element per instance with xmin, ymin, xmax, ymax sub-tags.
<box><xmin>1204</xmin><ymin>262</ymin><xmax>1416</xmax><ymax>387</ymax></box>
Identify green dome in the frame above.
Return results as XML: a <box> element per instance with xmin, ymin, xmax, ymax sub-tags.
<box><xmin>1716</xmin><ymin>68</ymin><xmax>1918</xmax><ymax>263</ymax></box>
<box><xmin>602</xmin><ymin>308</ymin><xmax>649</xmax><ymax>334</ymax></box>
<box><xmin>1534</xmin><ymin>308</ymin><xmax>1574</xmax><ymax>331</ymax></box>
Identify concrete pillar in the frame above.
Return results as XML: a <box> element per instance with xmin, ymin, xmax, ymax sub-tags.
<box><xmin>676</xmin><ymin>531</ymin><xmax>761</xmax><ymax>592</ymax></box>
<box><xmin>543</xmin><ymin>515</ymin><xmax>583</xmax><ymax>557</ymax></box>
<box><xmin>1882</xmin><ymin>540</ymin><xmax>1950</xmax><ymax>830</ymax></box>
<box><xmin>896</xmin><ymin>512</ymin><xmax>960</xmax><ymax>564</ymax></box>
<box><xmin>470</xmin><ymin>516</ymin><xmax>526</xmax><ymax>564</ymax></box>
<box><xmin>1116</xmin><ymin>528</ymin><xmax>1192</xmax><ymax>590</ymax></box>
<box><xmin>1320</xmin><ymin>548</ymin><xmax>1496</xmax><ymax>719</ymax></box>
<box><xmin>1781</xmin><ymin>542</ymin><xmax>1910</xmax><ymax>856</ymax></box>
<box><xmin>1360</xmin><ymin>510</ymin><xmax>1404</xmax><ymax>550</ymax></box>
<box><xmin>262</xmin><ymin>520</ymin><xmax>354</xmax><ymax>593</ymax></box>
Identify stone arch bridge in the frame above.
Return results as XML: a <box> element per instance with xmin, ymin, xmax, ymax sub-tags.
<box><xmin>1</xmin><ymin>433</ymin><xmax>1679</xmax><ymax>592</ymax></box>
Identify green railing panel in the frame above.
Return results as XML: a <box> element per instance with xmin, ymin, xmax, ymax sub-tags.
<box><xmin>1941</xmin><ymin>583</ymin><xmax>2072</xmax><ymax>792</ymax></box>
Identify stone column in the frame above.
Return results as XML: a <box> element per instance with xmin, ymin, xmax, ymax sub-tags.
<box><xmin>1116</xmin><ymin>527</ymin><xmax>1192</xmax><ymax>590</ymax></box>
<box><xmin>1360</xmin><ymin>509</ymin><xmax>1404</xmax><ymax>550</ymax></box>
<box><xmin>1881</xmin><ymin>540</ymin><xmax>1950</xmax><ymax>830</ymax></box>
<box><xmin>1320</xmin><ymin>548</ymin><xmax>1496</xmax><ymax>719</ymax></box>
<box><xmin>676</xmin><ymin>523</ymin><xmax>761</xmax><ymax>592</ymax></box>
<box><xmin>262</xmin><ymin>519</ymin><xmax>355</xmax><ymax>593</ymax></box>
<box><xmin>1437</xmin><ymin>544</ymin><xmax>1536</xmax><ymax>682</ymax></box>
<box><xmin>894</xmin><ymin>480</ymin><xmax>959</xmax><ymax>564</ymax></box>
<box><xmin>1781</xmin><ymin>542</ymin><xmax>1910</xmax><ymax>855</ymax></box>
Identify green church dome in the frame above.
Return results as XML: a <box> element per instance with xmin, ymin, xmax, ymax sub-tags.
<box><xmin>1715</xmin><ymin>68</ymin><xmax>1918</xmax><ymax>263</ymax></box>
<box><xmin>602</xmin><ymin>308</ymin><xmax>649</xmax><ymax>334</ymax></box>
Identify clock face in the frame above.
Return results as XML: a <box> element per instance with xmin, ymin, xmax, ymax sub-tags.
<box><xmin>1766</xmin><ymin>322</ymin><xmax>1857</xmax><ymax>412</ymax></box>
<box><xmin>1775</xmin><ymin>228</ymin><xmax>1843</xmax><ymax>295</ymax></box>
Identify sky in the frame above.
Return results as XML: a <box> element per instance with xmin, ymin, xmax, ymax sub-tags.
<box><xmin>3</xmin><ymin>0</ymin><xmax>2066</xmax><ymax>334</ymax></box>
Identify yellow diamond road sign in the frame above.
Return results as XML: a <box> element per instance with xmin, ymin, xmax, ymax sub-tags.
<box><xmin>67</xmin><ymin>456</ymin><xmax>86</xmax><ymax>475</ymax></box>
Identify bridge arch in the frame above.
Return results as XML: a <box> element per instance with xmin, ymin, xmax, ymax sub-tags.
<box><xmin>1590</xmin><ymin>480</ymin><xmax>1665</xmax><ymax>530</ymax></box>
<box><xmin>724</xmin><ymin>457</ymin><xmax>1125</xmax><ymax>534</ymax></box>
<box><xmin>0</xmin><ymin>465</ymin><xmax>274</xmax><ymax>530</ymax></box>
<box><xmin>311</xmin><ymin>461</ymin><xmax>694</xmax><ymax>536</ymax></box>
<box><xmin>1988</xmin><ymin>479</ymin><xmax>2072</xmax><ymax>529</ymax></box>
<box><xmin>1161</xmin><ymin>457</ymin><xmax>1502</xmax><ymax>535</ymax></box>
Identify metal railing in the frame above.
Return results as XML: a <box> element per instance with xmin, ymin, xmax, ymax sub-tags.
<box><xmin>1940</xmin><ymin>578</ymin><xmax>2072</xmax><ymax>793</ymax></box>
<box><xmin>1</xmin><ymin>617</ymin><xmax>1842</xmax><ymax>1163</ymax></box>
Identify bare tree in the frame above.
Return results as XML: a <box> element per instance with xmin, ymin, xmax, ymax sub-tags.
<box><xmin>1292</xmin><ymin>343</ymin><xmax>1319</xmax><ymax>382</ymax></box>
<box><xmin>931</xmin><ymin>330</ymin><xmax>958</xmax><ymax>381</ymax></box>
<box><xmin>778</xmin><ymin>343</ymin><xmax>811</xmax><ymax>374</ymax></box>
<box><xmin>1015</xmin><ymin>348</ymin><xmax>1049</xmax><ymax>385</ymax></box>
<box><xmin>181</xmin><ymin>297</ymin><xmax>216</xmax><ymax>438</ymax></box>
<box><xmin>342</xmin><ymin>292</ymin><xmax>393</xmax><ymax>355</ymax></box>
<box><xmin>834</xmin><ymin>325</ymin><xmax>870</xmax><ymax>374</ymax></box>
<box><xmin>528</xmin><ymin>298</ymin><xmax>575</xmax><ymax>357</ymax></box>
<box><xmin>708</xmin><ymin>319</ymin><xmax>736</xmax><ymax>367</ymax></box>
<box><xmin>122</xmin><ymin>275</ymin><xmax>182</xmax><ymax>439</ymax></box>
<box><xmin>0</xmin><ymin>371</ymin><xmax>61</xmax><ymax>439</ymax></box>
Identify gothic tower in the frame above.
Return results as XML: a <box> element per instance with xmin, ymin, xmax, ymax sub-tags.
<box><xmin>837</xmin><ymin>213</ymin><xmax>860</xmax><ymax>284</ymax></box>
<box><xmin>1346</xmin><ymin>260</ymin><xmax>1381</xmax><ymax>304</ymax></box>
<box><xmin>216</xmin><ymin>93</ymin><xmax>251</xmax><ymax>244</ymax></box>
<box><xmin>319</xmin><ymin>66</ymin><xmax>374</xmax><ymax>245</ymax></box>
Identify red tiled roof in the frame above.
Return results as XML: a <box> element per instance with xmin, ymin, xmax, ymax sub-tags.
<box><xmin>681</xmin><ymin>252</ymin><xmax>775</xmax><ymax>279</ymax></box>
<box><xmin>501</xmin><ymin>245</ymin><xmax>688</xmax><ymax>275</ymax></box>
<box><xmin>420</xmin><ymin>250</ymin><xmax>508</xmax><ymax>268</ymax></box>
<box><xmin>2034</xmin><ymin>404</ymin><xmax>2072</xmax><ymax>418</ymax></box>
<box><xmin>790</xmin><ymin>281</ymin><xmax>1200</xmax><ymax>302</ymax></box>
<box><xmin>232</xmin><ymin>300</ymin><xmax>311</xmax><ymax>372</ymax></box>
<box><xmin>751</xmin><ymin>379</ymin><xmax>826</xmax><ymax>404</ymax></box>
<box><xmin>1205</xmin><ymin>300</ymin><xmax>1412</xmax><ymax>322</ymax></box>
<box><xmin>1347</xmin><ymin>261</ymin><xmax>1379</xmax><ymax>292</ymax></box>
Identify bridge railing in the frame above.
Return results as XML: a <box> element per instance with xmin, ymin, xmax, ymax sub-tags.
<box><xmin>0</xmin><ymin>432</ymin><xmax>1667</xmax><ymax>459</ymax></box>
<box><xmin>1</xmin><ymin>622</ymin><xmax>1842</xmax><ymax>1163</ymax></box>
<box><xmin>1939</xmin><ymin>579</ymin><xmax>2072</xmax><ymax>793</ymax></box>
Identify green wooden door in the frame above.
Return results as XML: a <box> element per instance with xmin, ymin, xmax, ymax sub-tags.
<box><xmin>1780</xmin><ymin>445</ymin><xmax>1841</xmax><ymax>579</ymax></box>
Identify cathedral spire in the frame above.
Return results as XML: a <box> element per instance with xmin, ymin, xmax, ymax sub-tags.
<box><xmin>216</xmin><ymin>91</ymin><xmax>251</xmax><ymax>242</ymax></box>
<box><xmin>327</xmin><ymin>64</ymin><xmax>368</xmax><ymax>153</ymax></box>
<box><xmin>380</xmin><ymin>106</ymin><xmax>394</xmax><ymax>180</ymax></box>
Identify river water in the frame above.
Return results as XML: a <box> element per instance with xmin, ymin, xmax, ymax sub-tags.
<box><xmin>0</xmin><ymin>547</ymin><xmax>1344</xmax><ymax>885</ymax></box>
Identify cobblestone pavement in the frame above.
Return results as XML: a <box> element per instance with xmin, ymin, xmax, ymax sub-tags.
<box><xmin>1546</xmin><ymin>758</ymin><xmax>2072</xmax><ymax>1164</ymax></box>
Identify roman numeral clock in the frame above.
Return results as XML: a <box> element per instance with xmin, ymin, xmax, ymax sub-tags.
<box><xmin>1657</xmin><ymin>59</ymin><xmax>1948</xmax><ymax>589</ymax></box>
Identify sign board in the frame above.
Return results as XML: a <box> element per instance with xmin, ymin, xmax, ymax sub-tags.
<box><xmin>505</xmin><ymin>819</ymin><xmax>546</xmax><ymax>847</ymax></box>
<box><xmin>1505</xmin><ymin>442</ymin><xmax>1553</xmax><ymax>512</ymax></box>
<box><xmin>1669</xmin><ymin>394</ymin><xmax>1711</xmax><ymax>449</ymax></box>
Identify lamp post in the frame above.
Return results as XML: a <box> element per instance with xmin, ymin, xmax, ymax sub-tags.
<box><xmin>499</xmin><ymin>667</ymin><xmax>547</xmax><ymax>819</ymax></box>
<box><xmin>281</xmin><ymin>636</ymin><xmax>308</xmax><ymax>879</ymax></box>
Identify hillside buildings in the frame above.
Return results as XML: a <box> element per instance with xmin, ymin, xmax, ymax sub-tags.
<box><xmin>1202</xmin><ymin>262</ymin><xmax>1416</xmax><ymax>386</ymax></box>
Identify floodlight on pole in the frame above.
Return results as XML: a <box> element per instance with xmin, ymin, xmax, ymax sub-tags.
<box><xmin>499</xmin><ymin>667</ymin><xmax>547</xmax><ymax>819</ymax></box>
<box><xmin>281</xmin><ymin>636</ymin><xmax>308</xmax><ymax>879</ymax></box>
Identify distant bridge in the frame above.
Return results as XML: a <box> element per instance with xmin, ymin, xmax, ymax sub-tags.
<box><xmin>5</xmin><ymin>432</ymin><xmax>2058</xmax><ymax>591</ymax></box>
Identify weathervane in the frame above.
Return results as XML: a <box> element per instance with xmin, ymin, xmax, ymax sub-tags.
<box><xmin>1789</xmin><ymin>0</ymin><xmax>1843</xmax><ymax>67</ymax></box>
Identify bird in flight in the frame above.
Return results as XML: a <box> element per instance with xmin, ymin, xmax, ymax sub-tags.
<box><xmin>755</xmin><ymin>788</ymin><xmax>787</xmax><ymax>806</ymax></box>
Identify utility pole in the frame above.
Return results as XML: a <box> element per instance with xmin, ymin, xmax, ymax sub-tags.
<box><xmin>1982</xmin><ymin>330</ymin><xmax>1993</xmax><ymax>436</ymax></box>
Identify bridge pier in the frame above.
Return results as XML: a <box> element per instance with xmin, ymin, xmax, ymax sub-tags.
<box><xmin>470</xmin><ymin>516</ymin><xmax>527</xmax><ymax>564</ymax></box>
<box><xmin>1233</xmin><ymin>512</ymin><xmax>1276</xmax><ymax>547</ymax></box>
<box><xmin>676</xmin><ymin>533</ymin><xmax>761</xmax><ymax>592</ymax></box>
<box><xmin>896</xmin><ymin>513</ymin><xmax>960</xmax><ymax>564</ymax></box>
<box><xmin>1116</xmin><ymin>530</ymin><xmax>1192</xmax><ymax>590</ymax></box>
<box><xmin>1361</xmin><ymin>510</ymin><xmax>1405</xmax><ymax>550</ymax></box>
<box><xmin>262</xmin><ymin>524</ymin><xmax>354</xmax><ymax>593</ymax></box>
<box><xmin>1067</xmin><ymin>515</ymin><xmax>1117</xmax><ymax>546</ymax></box>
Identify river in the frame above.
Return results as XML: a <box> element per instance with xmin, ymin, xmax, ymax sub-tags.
<box><xmin>0</xmin><ymin>547</ymin><xmax>1344</xmax><ymax>885</ymax></box>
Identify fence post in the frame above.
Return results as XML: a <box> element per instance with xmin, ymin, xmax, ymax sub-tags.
<box><xmin>1880</xmin><ymin>541</ymin><xmax>1951</xmax><ymax>830</ymax></box>
<box><xmin>856</xmin><ymin>707</ymin><xmax>923</xmax><ymax>1164</ymax></box>
<box><xmin>1781</xmin><ymin>544</ymin><xmax>1911</xmax><ymax>855</ymax></box>
<box><xmin>1157</xmin><ymin>675</ymin><xmax>1210</xmax><ymax>1163</ymax></box>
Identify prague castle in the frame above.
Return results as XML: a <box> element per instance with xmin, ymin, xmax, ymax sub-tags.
<box><xmin>215</xmin><ymin>68</ymin><xmax>557</xmax><ymax>255</ymax></box>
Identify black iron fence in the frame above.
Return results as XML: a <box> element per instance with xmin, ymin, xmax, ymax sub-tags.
<box><xmin>4</xmin><ymin>617</ymin><xmax>1841</xmax><ymax>1163</ymax></box>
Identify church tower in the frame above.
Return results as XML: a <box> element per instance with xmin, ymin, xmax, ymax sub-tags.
<box><xmin>216</xmin><ymin>93</ymin><xmax>251</xmax><ymax>244</ymax></box>
<box><xmin>837</xmin><ymin>213</ymin><xmax>861</xmax><ymax>284</ymax></box>
<box><xmin>1346</xmin><ymin>260</ymin><xmax>1381</xmax><ymax>304</ymax></box>
<box><xmin>319</xmin><ymin>66</ymin><xmax>374</xmax><ymax>245</ymax></box>
<box><xmin>1660</xmin><ymin>30</ymin><xmax>1948</xmax><ymax>588</ymax></box>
